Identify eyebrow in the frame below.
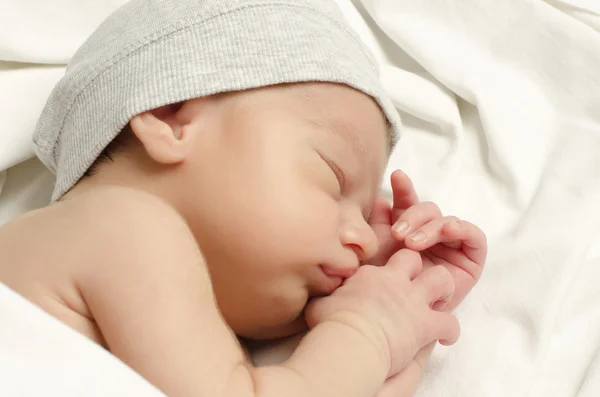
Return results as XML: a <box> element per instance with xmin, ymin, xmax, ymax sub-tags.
<box><xmin>308</xmin><ymin>116</ymin><xmax>367</xmax><ymax>160</ymax></box>
<box><xmin>311</xmin><ymin>114</ymin><xmax>393</xmax><ymax>158</ymax></box>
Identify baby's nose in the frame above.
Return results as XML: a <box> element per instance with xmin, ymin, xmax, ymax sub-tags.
<box><xmin>339</xmin><ymin>222</ymin><xmax>379</xmax><ymax>262</ymax></box>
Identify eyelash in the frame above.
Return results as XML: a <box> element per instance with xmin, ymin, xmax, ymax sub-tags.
<box><xmin>317</xmin><ymin>152</ymin><xmax>345</xmax><ymax>194</ymax></box>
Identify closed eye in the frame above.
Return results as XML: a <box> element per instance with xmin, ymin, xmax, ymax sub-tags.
<box><xmin>316</xmin><ymin>151</ymin><xmax>345</xmax><ymax>194</ymax></box>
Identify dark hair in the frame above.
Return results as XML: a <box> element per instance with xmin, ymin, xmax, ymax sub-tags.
<box><xmin>83</xmin><ymin>124</ymin><xmax>134</xmax><ymax>178</ymax></box>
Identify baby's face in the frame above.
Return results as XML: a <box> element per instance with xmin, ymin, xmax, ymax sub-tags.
<box><xmin>180</xmin><ymin>83</ymin><xmax>389</xmax><ymax>339</ymax></box>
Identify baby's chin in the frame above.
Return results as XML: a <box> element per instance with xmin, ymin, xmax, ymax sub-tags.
<box><xmin>241</xmin><ymin>315</ymin><xmax>308</xmax><ymax>341</ymax></box>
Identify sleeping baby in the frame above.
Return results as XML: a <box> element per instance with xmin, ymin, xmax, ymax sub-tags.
<box><xmin>0</xmin><ymin>0</ymin><xmax>486</xmax><ymax>396</ymax></box>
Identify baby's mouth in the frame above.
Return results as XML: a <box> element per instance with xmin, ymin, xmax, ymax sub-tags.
<box><xmin>317</xmin><ymin>265</ymin><xmax>344</xmax><ymax>293</ymax></box>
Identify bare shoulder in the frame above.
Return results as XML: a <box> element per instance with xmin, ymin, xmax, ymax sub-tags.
<box><xmin>61</xmin><ymin>189</ymin><xmax>246</xmax><ymax>396</ymax></box>
<box><xmin>0</xmin><ymin>186</ymin><xmax>194</xmax><ymax>264</ymax></box>
<box><xmin>0</xmin><ymin>186</ymin><xmax>208</xmax><ymax>347</ymax></box>
<box><xmin>69</xmin><ymin>186</ymin><xmax>203</xmax><ymax>272</ymax></box>
<box><xmin>71</xmin><ymin>187</ymin><xmax>214</xmax><ymax>330</ymax></box>
<box><xmin>73</xmin><ymin>186</ymin><xmax>189</xmax><ymax>232</ymax></box>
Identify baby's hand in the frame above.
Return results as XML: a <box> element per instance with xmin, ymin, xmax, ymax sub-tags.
<box><xmin>393</xmin><ymin>203</ymin><xmax>486</xmax><ymax>311</ymax></box>
<box><xmin>304</xmin><ymin>249</ymin><xmax>460</xmax><ymax>378</ymax></box>
<box><xmin>369</xmin><ymin>170</ymin><xmax>487</xmax><ymax>311</ymax></box>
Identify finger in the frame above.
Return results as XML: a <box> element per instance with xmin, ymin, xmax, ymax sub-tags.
<box><xmin>429</xmin><ymin>311</ymin><xmax>461</xmax><ymax>346</ymax></box>
<box><xmin>403</xmin><ymin>216</ymin><xmax>460</xmax><ymax>250</ymax></box>
<box><xmin>406</xmin><ymin>218</ymin><xmax>487</xmax><ymax>267</ymax></box>
<box><xmin>413</xmin><ymin>265</ymin><xmax>454</xmax><ymax>304</ymax></box>
<box><xmin>446</xmin><ymin>220</ymin><xmax>487</xmax><ymax>266</ymax></box>
<box><xmin>387</xmin><ymin>249</ymin><xmax>423</xmax><ymax>280</ymax></box>
<box><xmin>368</xmin><ymin>197</ymin><xmax>392</xmax><ymax>225</ymax></box>
<box><xmin>391</xmin><ymin>201</ymin><xmax>442</xmax><ymax>239</ymax></box>
<box><xmin>391</xmin><ymin>170</ymin><xmax>419</xmax><ymax>211</ymax></box>
<box><xmin>427</xmin><ymin>243</ymin><xmax>484</xmax><ymax>283</ymax></box>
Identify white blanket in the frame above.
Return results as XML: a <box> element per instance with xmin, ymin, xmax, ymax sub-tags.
<box><xmin>1</xmin><ymin>0</ymin><xmax>599</xmax><ymax>396</ymax></box>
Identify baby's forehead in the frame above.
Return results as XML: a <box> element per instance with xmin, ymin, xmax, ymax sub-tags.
<box><xmin>292</xmin><ymin>84</ymin><xmax>391</xmax><ymax>154</ymax></box>
<box><xmin>306</xmin><ymin>113</ymin><xmax>383</xmax><ymax>158</ymax></box>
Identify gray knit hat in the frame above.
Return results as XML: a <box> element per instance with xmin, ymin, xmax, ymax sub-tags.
<box><xmin>33</xmin><ymin>0</ymin><xmax>400</xmax><ymax>201</ymax></box>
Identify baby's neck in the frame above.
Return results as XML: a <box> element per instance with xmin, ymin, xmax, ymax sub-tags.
<box><xmin>62</xmin><ymin>155</ymin><xmax>172</xmax><ymax>203</ymax></box>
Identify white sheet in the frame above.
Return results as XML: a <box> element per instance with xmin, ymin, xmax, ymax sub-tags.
<box><xmin>0</xmin><ymin>158</ymin><xmax>54</xmax><ymax>225</ymax></box>
<box><xmin>0</xmin><ymin>64</ymin><xmax>65</xmax><ymax>170</ymax></box>
<box><xmin>1</xmin><ymin>0</ymin><xmax>600</xmax><ymax>396</ymax></box>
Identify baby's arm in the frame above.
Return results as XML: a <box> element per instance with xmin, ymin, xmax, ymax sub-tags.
<box><xmin>76</xmin><ymin>192</ymin><xmax>391</xmax><ymax>397</ymax></box>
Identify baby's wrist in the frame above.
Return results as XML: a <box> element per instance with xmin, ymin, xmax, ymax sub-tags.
<box><xmin>286</xmin><ymin>320</ymin><xmax>389</xmax><ymax>396</ymax></box>
<box><xmin>316</xmin><ymin>316</ymin><xmax>391</xmax><ymax>376</ymax></box>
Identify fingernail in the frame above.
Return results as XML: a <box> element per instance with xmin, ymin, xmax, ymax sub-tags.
<box><xmin>393</xmin><ymin>221</ymin><xmax>409</xmax><ymax>235</ymax></box>
<box><xmin>410</xmin><ymin>231</ymin><xmax>427</xmax><ymax>243</ymax></box>
<box><xmin>443</xmin><ymin>221</ymin><xmax>461</xmax><ymax>234</ymax></box>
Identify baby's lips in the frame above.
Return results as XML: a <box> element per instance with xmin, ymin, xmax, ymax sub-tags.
<box><xmin>320</xmin><ymin>264</ymin><xmax>358</xmax><ymax>279</ymax></box>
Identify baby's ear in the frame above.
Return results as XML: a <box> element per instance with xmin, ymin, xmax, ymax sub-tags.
<box><xmin>129</xmin><ymin>102</ymin><xmax>192</xmax><ymax>165</ymax></box>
